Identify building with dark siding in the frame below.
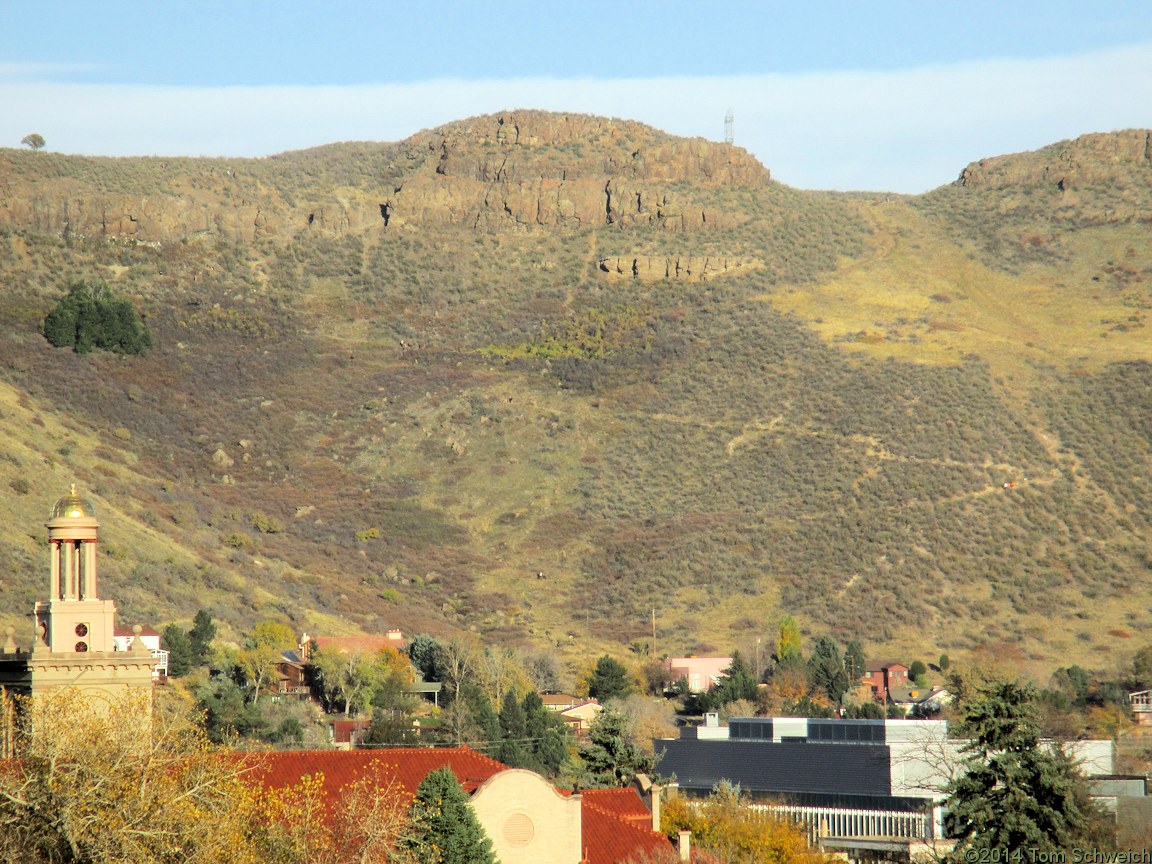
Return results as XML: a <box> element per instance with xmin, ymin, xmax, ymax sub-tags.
<box><xmin>656</xmin><ymin>716</ymin><xmax>1117</xmax><ymax>852</ymax></box>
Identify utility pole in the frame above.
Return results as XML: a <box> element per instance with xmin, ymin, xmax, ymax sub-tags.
<box><xmin>724</xmin><ymin>109</ymin><xmax>734</xmax><ymax>145</ymax></box>
<box><xmin>651</xmin><ymin>608</ymin><xmax>657</xmax><ymax>659</ymax></box>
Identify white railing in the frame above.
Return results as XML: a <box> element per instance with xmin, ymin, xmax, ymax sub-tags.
<box><xmin>748</xmin><ymin>803</ymin><xmax>932</xmax><ymax>844</ymax></box>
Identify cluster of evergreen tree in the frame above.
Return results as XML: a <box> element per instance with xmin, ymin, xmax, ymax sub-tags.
<box><xmin>41</xmin><ymin>280</ymin><xmax>151</xmax><ymax>355</ymax></box>
<box><xmin>160</xmin><ymin>609</ymin><xmax>216</xmax><ymax>677</ymax></box>
<box><xmin>452</xmin><ymin>682</ymin><xmax>570</xmax><ymax>776</ymax></box>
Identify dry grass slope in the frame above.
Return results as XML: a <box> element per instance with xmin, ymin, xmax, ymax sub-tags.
<box><xmin>0</xmin><ymin>119</ymin><xmax>1148</xmax><ymax>675</ymax></box>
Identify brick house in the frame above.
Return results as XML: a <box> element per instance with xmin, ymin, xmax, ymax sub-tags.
<box><xmin>861</xmin><ymin>660</ymin><xmax>910</xmax><ymax>703</ymax></box>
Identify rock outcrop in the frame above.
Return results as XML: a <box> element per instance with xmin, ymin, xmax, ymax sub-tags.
<box><xmin>377</xmin><ymin>111</ymin><xmax>769</xmax><ymax>232</ymax></box>
<box><xmin>597</xmin><ymin>254</ymin><xmax>761</xmax><ymax>282</ymax></box>
<box><xmin>0</xmin><ymin>111</ymin><xmax>770</xmax><ymax>243</ymax></box>
<box><xmin>956</xmin><ymin>129</ymin><xmax>1152</xmax><ymax>192</ymax></box>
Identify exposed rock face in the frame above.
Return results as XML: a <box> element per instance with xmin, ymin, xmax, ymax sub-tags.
<box><xmin>380</xmin><ymin>111</ymin><xmax>769</xmax><ymax>232</ymax></box>
<box><xmin>0</xmin><ymin>111</ymin><xmax>770</xmax><ymax>244</ymax></box>
<box><xmin>957</xmin><ymin>129</ymin><xmax>1152</xmax><ymax>191</ymax></box>
<box><xmin>597</xmin><ymin>255</ymin><xmax>761</xmax><ymax>282</ymax></box>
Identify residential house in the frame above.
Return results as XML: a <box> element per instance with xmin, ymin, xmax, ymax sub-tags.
<box><xmin>540</xmin><ymin>694</ymin><xmax>603</xmax><ymax>738</ymax></box>
<box><xmin>328</xmin><ymin>717</ymin><xmax>372</xmax><ymax>750</ymax></box>
<box><xmin>269</xmin><ymin>630</ymin><xmax>443</xmax><ymax>708</ymax></box>
<box><xmin>1129</xmin><ymin>689</ymin><xmax>1152</xmax><ymax>725</ymax></box>
<box><xmin>272</xmin><ymin>648</ymin><xmax>310</xmax><ymax>698</ymax></box>
<box><xmin>664</xmin><ymin>657</ymin><xmax>732</xmax><ymax>693</ymax></box>
<box><xmin>301</xmin><ymin>631</ymin><xmax>405</xmax><ymax>662</ymax></box>
<box><xmin>861</xmin><ymin>660</ymin><xmax>910</xmax><ymax>703</ymax></box>
<box><xmin>559</xmin><ymin>699</ymin><xmax>603</xmax><ymax>738</ymax></box>
<box><xmin>113</xmin><ymin>625</ymin><xmax>169</xmax><ymax>682</ymax></box>
<box><xmin>888</xmin><ymin>687</ymin><xmax>952</xmax><ymax>717</ymax></box>
<box><xmin>542</xmin><ymin>693</ymin><xmax>585</xmax><ymax>712</ymax></box>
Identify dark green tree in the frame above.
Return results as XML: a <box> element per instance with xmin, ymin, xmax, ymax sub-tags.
<box><xmin>192</xmin><ymin>676</ymin><xmax>268</xmax><ymax>742</ymax></box>
<box><xmin>406</xmin><ymin>634</ymin><xmax>445</xmax><ymax>683</ymax></box>
<box><xmin>188</xmin><ymin>609</ymin><xmax>216</xmax><ymax>666</ymax></box>
<box><xmin>844</xmin><ymin>700</ymin><xmax>885</xmax><ymax>719</ymax></box>
<box><xmin>1048</xmin><ymin>665</ymin><xmax>1091</xmax><ymax>706</ymax></box>
<box><xmin>522</xmin><ymin>691</ymin><xmax>569</xmax><ymax>777</ymax></box>
<box><xmin>460</xmin><ymin>681</ymin><xmax>501</xmax><ymax>757</ymax></box>
<box><xmin>587</xmin><ymin>655</ymin><xmax>632</xmax><ymax>702</ymax></box>
<box><xmin>714</xmin><ymin>652</ymin><xmax>758</xmax><ymax>704</ymax></box>
<box><xmin>693</xmin><ymin>651</ymin><xmax>758</xmax><ymax>712</ymax></box>
<box><xmin>497</xmin><ymin>690</ymin><xmax>530</xmax><ymax>767</ymax></box>
<box><xmin>843</xmin><ymin>640</ymin><xmax>866</xmax><ymax>683</ymax></box>
<box><xmin>944</xmin><ymin>680</ymin><xmax>1109</xmax><ymax>860</ymax></box>
<box><xmin>42</xmin><ymin>281</ymin><xmax>151</xmax><ymax>355</ymax></box>
<box><xmin>908</xmin><ymin>660</ymin><xmax>928</xmax><ymax>684</ymax></box>
<box><xmin>21</xmin><ymin>133</ymin><xmax>45</xmax><ymax>150</ymax></box>
<box><xmin>161</xmin><ymin>624</ymin><xmax>195</xmax><ymax>678</ymax></box>
<box><xmin>578</xmin><ymin>707</ymin><xmax>654</xmax><ymax>787</ymax></box>
<box><xmin>807</xmin><ymin>637</ymin><xmax>849</xmax><ymax>705</ymax></box>
<box><xmin>364</xmin><ymin>674</ymin><xmax>420</xmax><ymax>747</ymax></box>
<box><xmin>1132</xmin><ymin>644</ymin><xmax>1152</xmax><ymax>689</ymax></box>
<box><xmin>364</xmin><ymin>706</ymin><xmax>419</xmax><ymax>747</ymax></box>
<box><xmin>399</xmin><ymin>767</ymin><xmax>496</xmax><ymax>864</ymax></box>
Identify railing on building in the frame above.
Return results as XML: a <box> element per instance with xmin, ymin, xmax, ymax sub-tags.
<box><xmin>748</xmin><ymin>803</ymin><xmax>932</xmax><ymax>845</ymax></box>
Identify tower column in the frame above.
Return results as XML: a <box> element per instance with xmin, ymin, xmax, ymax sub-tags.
<box><xmin>62</xmin><ymin>540</ymin><xmax>76</xmax><ymax>600</ymax></box>
<box><xmin>50</xmin><ymin>540</ymin><xmax>61</xmax><ymax>600</ymax></box>
<box><xmin>84</xmin><ymin>540</ymin><xmax>97</xmax><ymax>598</ymax></box>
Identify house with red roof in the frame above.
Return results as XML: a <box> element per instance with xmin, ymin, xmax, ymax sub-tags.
<box><xmin>300</xmin><ymin>631</ymin><xmax>404</xmax><ymax>662</ymax></box>
<box><xmin>237</xmin><ymin>747</ymin><xmax>684</xmax><ymax>864</ymax></box>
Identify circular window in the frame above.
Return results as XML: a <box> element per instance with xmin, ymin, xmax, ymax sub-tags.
<box><xmin>75</xmin><ymin>623</ymin><xmax>89</xmax><ymax>637</ymax></box>
<box><xmin>74</xmin><ymin>641</ymin><xmax>89</xmax><ymax>653</ymax></box>
<box><xmin>503</xmin><ymin>812</ymin><xmax>534</xmax><ymax>847</ymax></box>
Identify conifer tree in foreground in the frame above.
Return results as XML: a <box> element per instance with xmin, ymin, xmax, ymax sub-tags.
<box><xmin>579</xmin><ymin>706</ymin><xmax>655</xmax><ymax>788</ymax></box>
<box><xmin>399</xmin><ymin>767</ymin><xmax>496</xmax><ymax>864</ymax></box>
<box><xmin>944</xmin><ymin>680</ymin><xmax>1109</xmax><ymax>860</ymax></box>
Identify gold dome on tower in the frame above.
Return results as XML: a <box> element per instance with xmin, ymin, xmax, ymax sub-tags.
<box><xmin>50</xmin><ymin>485</ymin><xmax>97</xmax><ymax>520</ymax></box>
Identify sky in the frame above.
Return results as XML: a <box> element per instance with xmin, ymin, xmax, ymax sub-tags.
<box><xmin>3</xmin><ymin>1</ymin><xmax>1152</xmax><ymax>193</ymax></box>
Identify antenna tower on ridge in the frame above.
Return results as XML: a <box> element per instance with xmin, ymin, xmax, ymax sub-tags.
<box><xmin>724</xmin><ymin>109</ymin><xmax>734</xmax><ymax>145</ymax></box>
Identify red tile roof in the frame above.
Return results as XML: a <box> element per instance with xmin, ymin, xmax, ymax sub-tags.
<box><xmin>581</xmin><ymin>787</ymin><xmax>672</xmax><ymax>864</ymax></box>
<box><xmin>309</xmin><ymin>635</ymin><xmax>402</xmax><ymax>655</ymax></box>
<box><xmin>235</xmin><ymin>747</ymin><xmax>508</xmax><ymax>807</ymax></box>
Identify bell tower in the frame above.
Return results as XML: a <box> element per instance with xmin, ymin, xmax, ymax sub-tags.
<box><xmin>0</xmin><ymin>487</ymin><xmax>154</xmax><ymax>731</ymax></box>
<box><xmin>35</xmin><ymin>485</ymin><xmax>117</xmax><ymax>655</ymax></box>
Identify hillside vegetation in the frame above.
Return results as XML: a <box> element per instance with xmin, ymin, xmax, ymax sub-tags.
<box><xmin>0</xmin><ymin>112</ymin><xmax>1149</xmax><ymax>674</ymax></box>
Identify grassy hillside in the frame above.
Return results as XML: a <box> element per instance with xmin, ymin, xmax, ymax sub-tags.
<box><xmin>0</xmin><ymin>116</ymin><xmax>1148</xmax><ymax>676</ymax></box>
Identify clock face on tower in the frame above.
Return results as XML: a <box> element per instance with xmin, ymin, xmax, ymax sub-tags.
<box><xmin>75</xmin><ymin>641</ymin><xmax>88</xmax><ymax>652</ymax></box>
<box><xmin>75</xmin><ymin>623</ymin><xmax>88</xmax><ymax>637</ymax></box>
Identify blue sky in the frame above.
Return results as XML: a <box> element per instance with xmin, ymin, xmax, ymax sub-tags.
<box><xmin>3</xmin><ymin>1</ymin><xmax>1152</xmax><ymax>192</ymax></box>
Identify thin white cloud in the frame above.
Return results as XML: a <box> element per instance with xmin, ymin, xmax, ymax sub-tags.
<box><xmin>0</xmin><ymin>61</ymin><xmax>106</xmax><ymax>82</ymax></box>
<box><xmin>2</xmin><ymin>42</ymin><xmax>1150</xmax><ymax>192</ymax></box>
